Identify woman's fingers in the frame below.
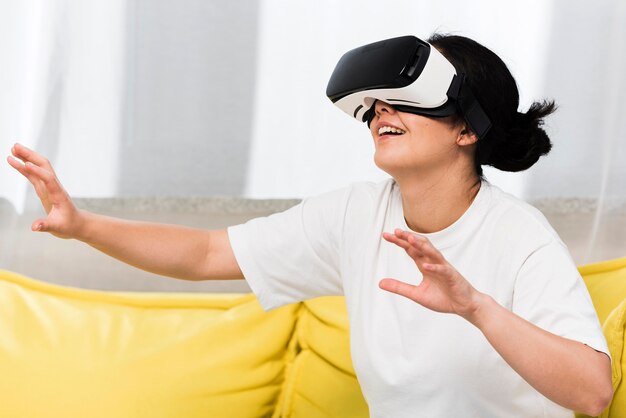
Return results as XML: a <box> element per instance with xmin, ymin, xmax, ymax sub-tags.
<box><xmin>11</xmin><ymin>143</ymin><xmax>56</xmax><ymax>174</ymax></box>
<box><xmin>382</xmin><ymin>231</ymin><xmax>411</xmax><ymax>251</ymax></box>
<box><xmin>382</xmin><ymin>229</ymin><xmax>480</xmax><ymax>316</ymax></box>
<box><xmin>23</xmin><ymin>160</ymin><xmax>53</xmax><ymax>182</ymax></box>
<box><xmin>7</xmin><ymin>155</ymin><xmax>48</xmax><ymax>197</ymax></box>
<box><xmin>379</xmin><ymin>278</ymin><xmax>419</xmax><ymax>301</ymax></box>
<box><xmin>10</xmin><ymin>143</ymin><xmax>65</xmax><ymax>197</ymax></box>
<box><xmin>380</xmin><ymin>277</ymin><xmax>435</xmax><ymax>307</ymax></box>
<box><xmin>7</xmin><ymin>154</ymin><xmax>30</xmax><ymax>176</ymax></box>
<box><xmin>25</xmin><ymin>162</ymin><xmax>66</xmax><ymax>204</ymax></box>
<box><xmin>384</xmin><ymin>229</ymin><xmax>447</xmax><ymax>266</ymax></box>
<box><xmin>8</xmin><ymin>144</ymin><xmax>80</xmax><ymax>239</ymax></box>
<box><xmin>31</xmin><ymin>219</ymin><xmax>46</xmax><ymax>232</ymax></box>
<box><xmin>407</xmin><ymin>235</ymin><xmax>446</xmax><ymax>265</ymax></box>
<box><xmin>421</xmin><ymin>261</ymin><xmax>452</xmax><ymax>277</ymax></box>
<box><xmin>9</xmin><ymin>150</ymin><xmax>68</xmax><ymax>215</ymax></box>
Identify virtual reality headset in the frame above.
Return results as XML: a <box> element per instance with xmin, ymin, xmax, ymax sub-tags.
<box><xmin>326</xmin><ymin>35</ymin><xmax>492</xmax><ymax>139</ymax></box>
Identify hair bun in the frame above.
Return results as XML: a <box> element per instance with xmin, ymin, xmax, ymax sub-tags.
<box><xmin>427</xmin><ymin>34</ymin><xmax>557</xmax><ymax>176</ymax></box>
<box><xmin>486</xmin><ymin>100</ymin><xmax>556</xmax><ymax>172</ymax></box>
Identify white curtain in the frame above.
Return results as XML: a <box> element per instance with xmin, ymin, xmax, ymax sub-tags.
<box><xmin>581</xmin><ymin>0</ymin><xmax>626</xmax><ymax>262</ymax></box>
<box><xmin>0</xmin><ymin>0</ymin><xmax>126</xmax><ymax>213</ymax></box>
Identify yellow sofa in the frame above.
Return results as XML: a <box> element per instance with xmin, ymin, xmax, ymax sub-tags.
<box><xmin>0</xmin><ymin>256</ymin><xmax>624</xmax><ymax>418</ymax></box>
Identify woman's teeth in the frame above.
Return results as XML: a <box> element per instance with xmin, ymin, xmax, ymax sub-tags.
<box><xmin>378</xmin><ymin>126</ymin><xmax>406</xmax><ymax>136</ymax></box>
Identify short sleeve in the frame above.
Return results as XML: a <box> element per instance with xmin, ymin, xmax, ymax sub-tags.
<box><xmin>512</xmin><ymin>239</ymin><xmax>610</xmax><ymax>357</ymax></box>
<box><xmin>227</xmin><ymin>188</ymin><xmax>348</xmax><ymax>311</ymax></box>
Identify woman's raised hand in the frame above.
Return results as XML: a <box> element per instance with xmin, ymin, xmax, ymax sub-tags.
<box><xmin>380</xmin><ymin>229</ymin><xmax>485</xmax><ymax>322</ymax></box>
<box><xmin>7</xmin><ymin>143</ymin><xmax>84</xmax><ymax>239</ymax></box>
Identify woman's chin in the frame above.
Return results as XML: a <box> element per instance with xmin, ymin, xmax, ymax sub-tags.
<box><xmin>374</xmin><ymin>154</ymin><xmax>408</xmax><ymax>177</ymax></box>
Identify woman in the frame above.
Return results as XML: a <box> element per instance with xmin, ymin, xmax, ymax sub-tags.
<box><xmin>7</xmin><ymin>34</ymin><xmax>612</xmax><ymax>417</ymax></box>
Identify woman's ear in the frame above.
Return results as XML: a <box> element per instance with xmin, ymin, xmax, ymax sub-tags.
<box><xmin>457</xmin><ymin>125</ymin><xmax>479</xmax><ymax>146</ymax></box>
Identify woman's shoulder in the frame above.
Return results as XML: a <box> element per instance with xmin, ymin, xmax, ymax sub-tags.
<box><xmin>343</xmin><ymin>177</ymin><xmax>396</xmax><ymax>194</ymax></box>
<box><xmin>298</xmin><ymin>178</ymin><xmax>396</xmax><ymax>221</ymax></box>
<box><xmin>485</xmin><ymin>181</ymin><xmax>562</xmax><ymax>244</ymax></box>
<box><xmin>305</xmin><ymin>178</ymin><xmax>396</xmax><ymax>206</ymax></box>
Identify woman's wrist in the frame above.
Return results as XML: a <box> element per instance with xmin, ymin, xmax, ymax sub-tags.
<box><xmin>462</xmin><ymin>291</ymin><xmax>498</xmax><ymax>328</ymax></box>
<box><xmin>71</xmin><ymin>209</ymin><xmax>95</xmax><ymax>242</ymax></box>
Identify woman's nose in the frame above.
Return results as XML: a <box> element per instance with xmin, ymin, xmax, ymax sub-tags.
<box><xmin>375</xmin><ymin>100</ymin><xmax>396</xmax><ymax>117</ymax></box>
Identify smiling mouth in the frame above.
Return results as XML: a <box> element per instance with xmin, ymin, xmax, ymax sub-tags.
<box><xmin>378</xmin><ymin>126</ymin><xmax>406</xmax><ymax>137</ymax></box>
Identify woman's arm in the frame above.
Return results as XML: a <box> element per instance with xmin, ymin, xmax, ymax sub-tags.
<box><xmin>7</xmin><ymin>143</ymin><xmax>243</xmax><ymax>281</ymax></box>
<box><xmin>470</xmin><ymin>292</ymin><xmax>612</xmax><ymax>416</ymax></box>
<box><xmin>380</xmin><ymin>229</ymin><xmax>612</xmax><ymax>416</ymax></box>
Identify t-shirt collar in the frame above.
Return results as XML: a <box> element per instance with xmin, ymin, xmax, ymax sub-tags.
<box><xmin>396</xmin><ymin>180</ymin><xmax>492</xmax><ymax>250</ymax></box>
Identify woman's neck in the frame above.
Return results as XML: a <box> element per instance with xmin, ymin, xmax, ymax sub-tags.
<box><xmin>396</xmin><ymin>173</ymin><xmax>481</xmax><ymax>234</ymax></box>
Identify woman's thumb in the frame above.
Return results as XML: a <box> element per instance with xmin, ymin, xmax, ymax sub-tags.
<box><xmin>31</xmin><ymin>220</ymin><xmax>46</xmax><ymax>232</ymax></box>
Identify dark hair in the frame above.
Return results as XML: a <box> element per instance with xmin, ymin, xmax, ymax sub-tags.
<box><xmin>427</xmin><ymin>33</ymin><xmax>555</xmax><ymax>178</ymax></box>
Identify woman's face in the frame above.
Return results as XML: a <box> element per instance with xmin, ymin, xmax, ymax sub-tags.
<box><xmin>369</xmin><ymin>100</ymin><xmax>472</xmax><ymax>179</ymax></box>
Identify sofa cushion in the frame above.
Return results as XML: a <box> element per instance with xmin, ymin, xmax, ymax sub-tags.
<box><xmin>278</xmin><ymin>296</ymin><xmax>368</xmax><ymax>417</ymax></box>
<box><xmin>598</xmin><ymin>298</ymin><xmax>626</xmax><ymax>418</ymax></box>
<box><xmin>579</xmin><ymin>256</ymin><xmax>626</xmax><ymax>325</ymax></box>
<box><xmin>578</xmin><ymin>256</ymin><xmax>626</xmax><ymax>418</ymax></box>
<box><xmin>0</xmin><ymin>270</ymin><xmax>299</xmax><ymax>418</ymax></box>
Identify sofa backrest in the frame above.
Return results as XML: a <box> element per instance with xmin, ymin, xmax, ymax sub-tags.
<box><xmin>0</xmin><ymin>270</ymin><xmax>299</xmax><ymax>418</ymax></box>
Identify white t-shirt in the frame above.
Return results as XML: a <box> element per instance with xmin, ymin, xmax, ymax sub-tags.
<box><xmin>228</xmin><ymin>179</ymin><xmax>609</xmax><ymax>418</ymax></box>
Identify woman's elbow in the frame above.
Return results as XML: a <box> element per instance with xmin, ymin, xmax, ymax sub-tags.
<box><xmin>583</xmin><ymin>386</ymin><xmax>613</xmax><ymax>417</ymax></box>
<box><xmin>581</xmin><ymin>357</ymin><xmax>613</xmax><ymax>416</ymax></box>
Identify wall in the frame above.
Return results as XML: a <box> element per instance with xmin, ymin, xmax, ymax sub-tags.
<box><xmin>2</xmin><ymin>196</ymin><xmax>624</xmax><ymax>292</ymax></box>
